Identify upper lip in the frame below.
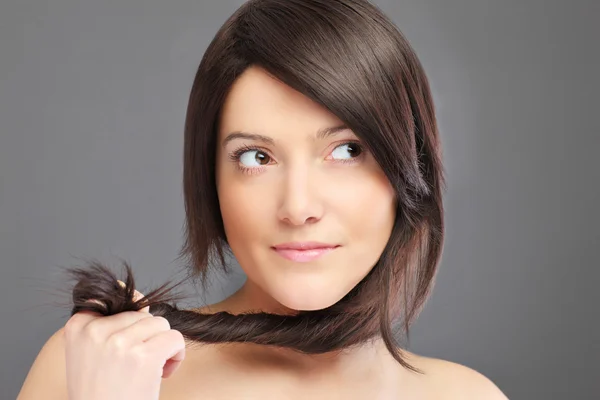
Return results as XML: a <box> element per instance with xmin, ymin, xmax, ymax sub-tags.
<box><xmin>272</xmin><ymin>242</ymin><xmax>339</xmax><ymax>250</ymax></box>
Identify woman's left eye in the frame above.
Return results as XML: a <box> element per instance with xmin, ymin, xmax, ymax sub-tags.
<box><xmin>330</xmin><ymin>142</ymin><xmax>363</xmax><ymax>160</ymax></box>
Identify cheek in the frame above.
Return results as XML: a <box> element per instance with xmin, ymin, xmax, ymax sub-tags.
<box><xmin>215</xmin><ymin>164</ymin><xmax>396</xmax><ymax>311</ymax></box>
<box><xmin>332</xmin><ymin>169</ymin><xmax>396</xmax><ymax>244</ymax></box>
<box><xmin>320</xmin><ymin>167</ymin><xmax>395</xmax><ymax>275</ymax></box>
<box><xmin>331</xmin><ymin>170</ymin><xmax>396</xmax><ymax>289</ymax></box>
<box><xmin>217</xmin><ymin>177</ymin><xmax>271</xmax><ymax>248</ymax></box>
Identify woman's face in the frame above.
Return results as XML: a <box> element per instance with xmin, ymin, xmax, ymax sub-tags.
<box><xmin>216</xmin><ymin>66</ymin><xmax>396</xmax><ymax>311</ymax></box>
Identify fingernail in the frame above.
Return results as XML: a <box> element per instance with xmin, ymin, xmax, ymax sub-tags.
<box><xmin>85</xmin><ymin>299</ymin><xmax>104</xmax><ymax>306</ymax></box>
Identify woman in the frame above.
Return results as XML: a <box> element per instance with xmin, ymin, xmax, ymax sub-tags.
<box><xmin>18</xmin><ymin>0</ymin><xmax>508</xmax><ymax>398</ymax></box>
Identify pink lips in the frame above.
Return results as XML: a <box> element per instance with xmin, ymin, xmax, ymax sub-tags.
<box><xmin>272</xmin><ymin>242</ymin><xmax>339</xmax><ymax>263</ymax></box>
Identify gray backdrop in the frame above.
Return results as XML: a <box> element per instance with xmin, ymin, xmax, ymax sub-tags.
<box><xmin>1</xmin><ymin>1</ymin><xmax>598</xmax><ymax>399</ymax></box>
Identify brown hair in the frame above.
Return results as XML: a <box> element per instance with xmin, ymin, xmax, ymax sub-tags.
<box><xmin>69</xmin><ymin>0</ymin><xmax>446</xmax><ymax>374</ymax></box>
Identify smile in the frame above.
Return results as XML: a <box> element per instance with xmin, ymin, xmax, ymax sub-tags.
<box><xmin>271</xmin><ymin>243</ymin><xmax>340</xmax><ymax>263</ymax></box>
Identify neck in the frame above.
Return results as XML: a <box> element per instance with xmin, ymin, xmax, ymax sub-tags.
<box><xmin>203</xmin><ymin>279</ymin><xmax>394</xmax><ymax>379</ymax></box>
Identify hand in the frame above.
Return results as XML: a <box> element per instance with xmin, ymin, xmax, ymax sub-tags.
<box><xmin>64</xmin><ymin>282</ymin><xmax>186</xmax><ymax>400</ymax></box>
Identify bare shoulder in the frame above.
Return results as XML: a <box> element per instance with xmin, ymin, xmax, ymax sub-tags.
<box><xmin>17</xmin><ymin>327</ymin><xmax>68</xmax><ymax>400</ymax></box>
<box><xmin>403</xmin><ymin>351</ymin><xmax>509</xmax><ymax>400</ymax></box>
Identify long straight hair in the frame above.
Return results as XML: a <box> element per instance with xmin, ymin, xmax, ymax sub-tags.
<box><xmin>69</xmin><ymin>0</ymin><xmax>446</xmax><ymax>374</ymax></box>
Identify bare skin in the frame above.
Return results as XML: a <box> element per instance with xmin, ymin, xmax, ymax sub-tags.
<box><xmin>18</xmin><ymin>303</ymin><xmax>507</xmax><ymax>399</ymax></box>
<box><xmin>157</xmin><ymin>302</ymin><xmax>432</xmax><ymax>400</ymax></box>
<box><xmin>18</xmin><ymin>66</ymin><xmax>508</xmax><ymax>399</ymax></box>
<box><xmin>153</xmin><ymin>297</ymin><xmax>506</xmax><ymax>399</ymax></box>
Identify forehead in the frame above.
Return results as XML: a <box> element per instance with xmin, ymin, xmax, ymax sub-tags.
<box><xmin>218</xmin><ymin>66</ymin><xmax>344</xmax><ymax>140</ymax></box>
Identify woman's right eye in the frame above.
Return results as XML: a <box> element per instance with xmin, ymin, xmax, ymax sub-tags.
<box><xmin>239</xmin><ymin>150</ymin><xmax>271</xmax><ymax>167</ymax></box>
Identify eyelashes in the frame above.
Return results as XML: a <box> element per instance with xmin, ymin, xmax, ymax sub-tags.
<box><xmin>227</xmin><ymin>144</ymin><xmax>269</xmax><ymax>175</ymax></box>
<box><xmin>227</xmin><ymin>141</ymin><xmax>366</xmax><ymax>175</ymax></box>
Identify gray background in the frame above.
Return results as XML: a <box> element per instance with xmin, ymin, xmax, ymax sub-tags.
<box><xmin>1</xmin><ymin>0</ymin><xmax>598</xmax><ymax>399</ymax></box>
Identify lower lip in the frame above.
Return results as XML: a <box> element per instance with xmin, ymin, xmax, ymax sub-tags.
<box><xmin>272</xmin><ymin>247</ymin><xmax>338</xmax><ymax>263</ymax></box>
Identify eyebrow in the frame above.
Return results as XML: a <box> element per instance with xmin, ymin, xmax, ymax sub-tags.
<box><xmin>221</xmin><ymin>124</ymin><xmax>349</xmax><ymax>147</ymax></box>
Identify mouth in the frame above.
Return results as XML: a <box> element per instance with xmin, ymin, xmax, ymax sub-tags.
<box><xmin>271</xmin><ymin>242</ymin><xmax>340</xmax><ymax>263</ymax></box>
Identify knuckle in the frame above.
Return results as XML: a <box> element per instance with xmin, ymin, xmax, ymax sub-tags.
<box><xmin>63</xmin><ymin>316</ymin><xmax>80</xmax><ymax>337</ymax></box>
<box><xmin>166</xmin><ymin>329</ymin><xmax>186</xmax><ymax>349</ymax></box>
<box><xmin>152</xmin><ymin>316</ymin><xmax>171</xmax><ymax>331</ymax></box>
<box><xmin>107</xmin><ymin>332</ymin><xmax>129</xmax><ymax>351</ymax></box>
<box><xmin>81</xmin><ymin>320</ymin><xmax>104</xmax><ymax>344</ymax></box>
<box><xmin>170</xmin><ymin>329</ymin><xmax>185</xmax><ymax>343</ymax></box>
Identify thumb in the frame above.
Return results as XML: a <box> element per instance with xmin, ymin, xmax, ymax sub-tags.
<box><xmin>117</xmin><ymin>279</ymin><xmax>151</xmax><ymax>314</ymax></box>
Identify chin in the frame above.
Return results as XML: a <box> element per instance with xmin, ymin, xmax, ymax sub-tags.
<box><xmin>279</xmin><ymin>297</ymin><xmax>335</xmax><ymax>312</ymax></box>
<box><xmin>268</xmin><ymin>278</ymin><xmax>349</xmax><ymax>312</ymax></box>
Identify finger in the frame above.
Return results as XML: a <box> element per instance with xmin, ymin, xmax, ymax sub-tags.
<box><xmin>117</xmin><ymin>279</ymin><xmax>150</xmax><ymax>314</ymax></box>
<box><xmin>142</xmin><ymin>330</ymin><xmax>186</xmax><ymax>378</ymax></box>
<box><xmin>64</xmin><ymin>310</ymin><xmax>103</xmax><ymax>336</ymax></box>
<box><xmin>110</xmin><ymin>315</ymin><xmax>172</xmax><ymax>344</ymax></box>
<box><xmin>85</xmin><ymin>299</ymin><xmax>105</xmax><ymax>307</ymax></box>
<box><xmin>85</xmin><ymin>310</ymin><xmax>154</xmax><ymax>338</ymax></box>
<box><xmin>162</xmin><ymin>357</ymin><xmax>182</xmax><ymax>379</ymax></box>
<box><xmin>66</xmin><ymin>296</ymin><xmax>110</xmax><ymax>332</ymax></box>
<box><xmin>76</xmin><ymin>299</ymin><xmax>108</xmax><ymax>316</ymax></box>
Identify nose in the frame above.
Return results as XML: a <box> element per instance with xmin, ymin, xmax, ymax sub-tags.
<box><xmin>276</xmin><ymin>164</ymin><xmax>324</xmax><ymax>226</ymax></box>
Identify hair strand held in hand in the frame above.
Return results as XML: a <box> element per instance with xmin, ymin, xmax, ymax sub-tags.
<box><xmin>65</xmin><ymin>0</ymin><xmax>446</xmax><ymax>375</ymax></box>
